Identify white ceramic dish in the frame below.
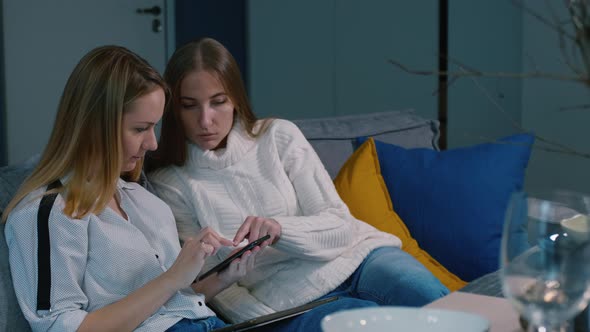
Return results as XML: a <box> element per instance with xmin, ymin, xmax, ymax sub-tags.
<box><xmin>321</xmin><ymin>306</ymin><xmax>490</xmax><ymax>332</ymax></box>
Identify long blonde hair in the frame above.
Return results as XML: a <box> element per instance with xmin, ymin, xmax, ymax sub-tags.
<box><xmin>2</xmin><ymin>45</ymin><xmax>167</xmax><ymax>222</ymax></box>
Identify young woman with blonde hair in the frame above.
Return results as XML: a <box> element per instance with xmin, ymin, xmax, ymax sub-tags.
<box><xmin>3</xmin><ymin>45</ymin><xmax>256</xmax><ymax>332</ymax></box>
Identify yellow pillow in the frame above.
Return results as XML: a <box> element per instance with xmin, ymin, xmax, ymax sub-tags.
<box><xmin>334</xmin><ymin>138</ymin><xmax>467</xmax><ymax>291</ymax></box>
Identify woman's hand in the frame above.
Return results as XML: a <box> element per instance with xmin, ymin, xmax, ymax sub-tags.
<box><xmin>195</xmin><ymin>226</ymin><xmax>235</xmax><ymax>256</ymax></box>
<box><xmin>233</xmin><ymin>216</ymin><xmax>281</xmax><ymax>247</ymax></box>
<box><xmin>191</xmin><ymin>244</ymin><xmax>263</xmax><ymax>299</ymax></box>
<box><xmin>216</xmin><ymin>246</ymin><xmax>261</xmax><ymax>287</ymax></box>
<box><xmin>166</xmin><ymin>227</ymin><xmax>233</xmax><ymax>290</ymax></box>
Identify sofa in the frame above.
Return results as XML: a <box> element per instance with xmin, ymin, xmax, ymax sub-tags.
<box><xmin>0</xmin><ymin>109</ymin><xmax>523</xmax><ymax>331</ymax></box>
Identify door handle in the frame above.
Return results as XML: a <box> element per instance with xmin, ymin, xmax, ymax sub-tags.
<box><xmin>136</xmin><ymin>5</ymin><xmax>161</xmax><ymax>16</ymax></box>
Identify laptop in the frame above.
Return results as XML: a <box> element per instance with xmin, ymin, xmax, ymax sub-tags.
<box><xmin>210</xmin><ymin>296</ymin><xmax>339</xmax><ymax>332</ymax></box>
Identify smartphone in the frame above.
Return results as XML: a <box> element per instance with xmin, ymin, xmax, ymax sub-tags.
<box><xmin>196</xmin><ymin>234</ymin><xmax>271</xmax><ymax>281</ymax></box>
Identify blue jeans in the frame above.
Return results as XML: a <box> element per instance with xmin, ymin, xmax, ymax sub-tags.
<box><xmin>166</xmin><ymin>316</ymin><xmax>226</xmax><ymax>332</ymax></box>
<box><xmin>256</xmin><ymin>246</ymin><xmax>450</xmax><ymax>332</ymax></box>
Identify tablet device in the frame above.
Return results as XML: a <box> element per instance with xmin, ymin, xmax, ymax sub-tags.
<box><xmin>197</xmin><ymin>234</ymin><xmax>271</xmax><ymax>282</ymax></box>
<box><xmin>210</xmin><ymin>296</ymin><xmax>340</xmax><ymax>332</ymax></box>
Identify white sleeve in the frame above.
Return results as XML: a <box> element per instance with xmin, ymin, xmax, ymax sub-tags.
<box><xmin>5</xmin><ymin>197</ymin><xmax>89</xmax><ymax>332</ymax></box>
<box><xmin>149</xmin><ymin>169</ymin><xmax>202</xmax><ymax>242</ymax></box>
<box><xmin>209</xmin><ymin>283</ymin><xmax>275</xmax><ymax>323</ymax></box>
<box><xmin>269</xmin><ymin>120</ymin><xmax>357</xmax><ymax>261</ymax></box>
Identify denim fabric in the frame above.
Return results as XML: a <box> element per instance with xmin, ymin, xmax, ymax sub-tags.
<box><xmin>256</xmin><ymin>246</ymin><xmax>450</xmax><ymax>332</ymax></box>
<box><xmin>341</xmin><ymin>246</ymin><xmax>450</xmax><ymax>306</ymax></box>
<box><xmin>166</xmin><ymin>316</ymin><xmax>227</xmax><ymax>332</ymax></box>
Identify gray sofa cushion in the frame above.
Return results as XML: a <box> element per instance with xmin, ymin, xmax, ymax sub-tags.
<box><xmin>293</xmin><ymin>109</ymin><xmax>440</xmax><ymax>178</ymax></box>
<box><xmin>0</xmin><ymin>161</ymin><xmax>36</xmax><ymax>332</ymax></box>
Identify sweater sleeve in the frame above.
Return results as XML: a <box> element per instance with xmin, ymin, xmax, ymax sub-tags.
<box><xmin>268</xmin><ymin>120</ymin><xmax>358</xmax><ymax>261</ymax></box>
<box><xmin>148</xmin><ymin>168</ymin><xmax>201</xmax><ymax>243</ymax></box>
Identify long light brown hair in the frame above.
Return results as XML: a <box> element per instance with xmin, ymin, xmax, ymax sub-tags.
<box><xmin>2</xmin><ymin>45</ymin><xmax>167</xmax><ymax>222</ymax></box>
<box><xmin>146</xmin><ymin>37</ymin><xmax>270</xmax><ymax>172</ymax></box>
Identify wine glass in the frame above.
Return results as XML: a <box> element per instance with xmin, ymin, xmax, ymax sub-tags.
<box><xmin>501</xmin><ymin>190</ymin><xmax>590</xmax><ymax>332</ymax></box>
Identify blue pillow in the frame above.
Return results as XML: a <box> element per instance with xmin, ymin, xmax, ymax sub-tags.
<box><xmin>357</xmin><ymin>134</ymin><xmax>534</xmax><ymax>281</ymax></box>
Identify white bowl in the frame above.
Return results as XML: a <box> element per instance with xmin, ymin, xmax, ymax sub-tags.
<box><xmin>321</xmin><ymin>306</ymin><xmax>490</xmax><ymax>332</ymax></box>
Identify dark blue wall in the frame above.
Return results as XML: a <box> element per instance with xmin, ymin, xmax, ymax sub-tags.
<box><xmin>174</xmin><ymin>0</ymin><xmax>248</xmax><ymax>87</ymax></box>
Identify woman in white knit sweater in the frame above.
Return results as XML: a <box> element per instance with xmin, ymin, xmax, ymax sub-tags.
<box><xmin>147</xmin><ymin>38</ymin><xmax>449</xmax><ymax>331</ymax></box>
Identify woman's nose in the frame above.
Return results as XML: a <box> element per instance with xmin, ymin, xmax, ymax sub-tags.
<box><xmin>143</xmin><ymin>128</ymin><xmax>158</xmax><ymax>151</ymax></box>
<box><xmin>198</xmin><ymin>108</ymin><xmax>213</xmax><ymax>130</ymax></box>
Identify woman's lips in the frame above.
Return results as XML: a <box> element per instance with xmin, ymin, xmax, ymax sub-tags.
<box><xmin>198</xmin><ymin>133</ymin><xmax>216</xmax><ymax>140</ymax></box>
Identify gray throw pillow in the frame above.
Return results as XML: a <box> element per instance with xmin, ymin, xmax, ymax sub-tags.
<box><xmin>293</xmin><ymin>109</ymin><xmax>440</xmax><ymax>178</ymax></box>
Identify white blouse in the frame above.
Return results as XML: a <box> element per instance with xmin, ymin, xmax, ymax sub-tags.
<box><xmin>5</xmin><ymin>178</ymin><xmax>215</xmax><ymax>332</ymax></box>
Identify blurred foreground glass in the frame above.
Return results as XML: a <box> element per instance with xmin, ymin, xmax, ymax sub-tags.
<box><xmin>501</xmin><ymin>190</ymin><xmax>590</xmax><ymax>332</ymax></box>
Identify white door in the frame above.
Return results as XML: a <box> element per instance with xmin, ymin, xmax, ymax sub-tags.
<box><xmin>3</xmin><ymin>0</ymin><xmax>170</xmax><ymax>164</ymax></box>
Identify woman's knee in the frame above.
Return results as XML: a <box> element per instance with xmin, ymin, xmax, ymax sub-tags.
<box><xmin>356</xmin><ymin>246</ymin><xmax>449</xmax><ymax>306</ymax></box>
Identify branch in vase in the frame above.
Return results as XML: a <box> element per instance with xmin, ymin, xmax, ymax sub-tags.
<box><xmin>387</xmin><ymin>0</ymin><xmax>590</xmax><ymax>160</ymax></box>
<box><xmin>455</xmin><ymin>132</ymin><xmax>590</xmax><ymax>159</ymax></box>
<box><xmin>514</xmin><ymin>0</ymin><xmax>590</xmax><ymax>78</ymax></box>
<box><xmin>510</xmin><ymin>0</ymin><xmax>576</xmax><ymax>41</ymax></box>
<box><xmin>387</xmin><ymin>59</ymin><xmax>589</xmax><ymax>85</ymax></box>
<box><xmin>464</xmin><ymin>70</ymin><xmax>590</xmax><ymax>160</ymax></box>
<box><xmin>559</xmin><ymin>103</ymin><xmax>590</xmax><ymax>112</ymax></box>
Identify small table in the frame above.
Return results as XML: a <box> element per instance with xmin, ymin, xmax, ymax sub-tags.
<box><xmin>424</xmin><ymin>270</ymin><xmax>521</xmax><ymax>331</ymax></box>
<box><xmin>428</xmin><ymin>270</ymin><xmax>589</xmax><ymax>332</ymax></box>
<box><xmin>425</xmin><ymin>291</ymin><xmax>521</xmax><ymax>332</ymax></box>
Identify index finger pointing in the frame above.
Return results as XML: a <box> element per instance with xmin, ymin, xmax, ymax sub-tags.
<box><xmin>233</xmin><ymin>217</ymin><xmax>253</xmax><ymax>245</ymax></box>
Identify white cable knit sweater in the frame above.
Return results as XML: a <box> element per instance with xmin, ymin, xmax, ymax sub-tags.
<box><xmin>148</xmin><ymin>119</ymin><xmax>401</xmax><ymax>323</ymax></box>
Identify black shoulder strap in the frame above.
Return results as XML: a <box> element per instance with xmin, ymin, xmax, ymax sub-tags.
<box><xmin>36</xmin><ymin>179</ymin><xmax>62</xmax><ymax>311</ymax></box>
